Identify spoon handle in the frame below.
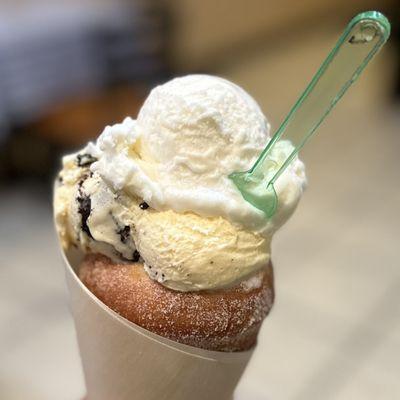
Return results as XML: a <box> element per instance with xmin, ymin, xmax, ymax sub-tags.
<box><xmin>251</xmin><ymin>11</ymin><xmax>390</xmax><ymax>185</ymax></box>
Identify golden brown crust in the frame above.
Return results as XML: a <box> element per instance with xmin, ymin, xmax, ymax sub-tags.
<box><xmin>79</xmin><ymin>253</ymin><xmax>274</xmax><ymax>351</ymax></box>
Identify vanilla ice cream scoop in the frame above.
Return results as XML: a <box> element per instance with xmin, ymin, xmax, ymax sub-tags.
<box><xmin>91</xmin><ymin>75</ymin><xmax>306</xmax><ymax>235</ymax></box>
<box><xmin>54</xmin><ymin>75</ymin><xmax>307</xmax><ymax>291</ymax></box>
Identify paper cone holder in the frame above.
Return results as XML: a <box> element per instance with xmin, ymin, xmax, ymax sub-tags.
<box><xmin>62</xmin><ymin>248</ymin><xmax>254</xmax><ymax>400</ymax></box>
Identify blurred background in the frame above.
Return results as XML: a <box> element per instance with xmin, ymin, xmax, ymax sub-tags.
<box><xmin>0</xmin><ymin>1</ymin><xmax>399</xmax><ymax>399</ymax></box>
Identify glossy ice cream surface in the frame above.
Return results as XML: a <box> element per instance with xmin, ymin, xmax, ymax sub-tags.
<box><xmin>54</xmin><ymin>75</ymin><xmax>306</xmax><ymax>291</ymax></box>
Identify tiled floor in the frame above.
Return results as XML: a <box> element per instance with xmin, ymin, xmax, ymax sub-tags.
<box><xmin>0</xmin><ymin>187</ymin><xmax>85</xmax><ymax>399</ymax></box>
<box><xmin>1</xmin><ymin>26</ymin><xmax>399</xmax><ymax>400</ymax></box>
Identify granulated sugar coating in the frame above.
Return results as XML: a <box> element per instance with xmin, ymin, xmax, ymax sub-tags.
<box><xmin>79</xmin><ymin>254</ymin><xmax>274</xmax><ymax>352</ymax></box>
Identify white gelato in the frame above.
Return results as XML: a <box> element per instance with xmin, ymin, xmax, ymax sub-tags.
<box><xmin>89</xmin><ymin>75</ymin><xmax>306</xmax><ymax>236</ymax></box>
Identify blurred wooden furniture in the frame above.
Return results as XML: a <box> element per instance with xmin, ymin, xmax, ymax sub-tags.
<box><xmin>32</xmin><ymin>85</ymin><xmax>145</xmax><ymax>147</ymax></box>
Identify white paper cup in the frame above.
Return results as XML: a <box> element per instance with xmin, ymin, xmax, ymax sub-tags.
<box><xmin>62</xmin><ymin>248</ymin><xmax>254</xmax><ymax>400</ymax></box>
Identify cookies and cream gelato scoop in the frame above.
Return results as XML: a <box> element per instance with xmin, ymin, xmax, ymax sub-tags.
<box><xmin>54</xmin><ymin>75</ymin><xmax>306</xmax><ymax>291</ymax></box>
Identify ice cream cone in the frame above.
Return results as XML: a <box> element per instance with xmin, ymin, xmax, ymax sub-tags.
<box><xmin>62</xmin><ymin>248</ymin><xmax>254</xmax><ymax>400</ymax></box>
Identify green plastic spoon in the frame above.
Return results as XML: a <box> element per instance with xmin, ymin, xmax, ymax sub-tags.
<box><xmin>230</xmin><ymin>11</ymin><xmax>390</xmax><ymax>217</ymax></box>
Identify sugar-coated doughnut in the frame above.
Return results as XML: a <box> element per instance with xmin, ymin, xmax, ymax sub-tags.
<box><xmin>79</xmin><ymin>253</ymin><xmax>274</xmax><ymax>352</ymax></box>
